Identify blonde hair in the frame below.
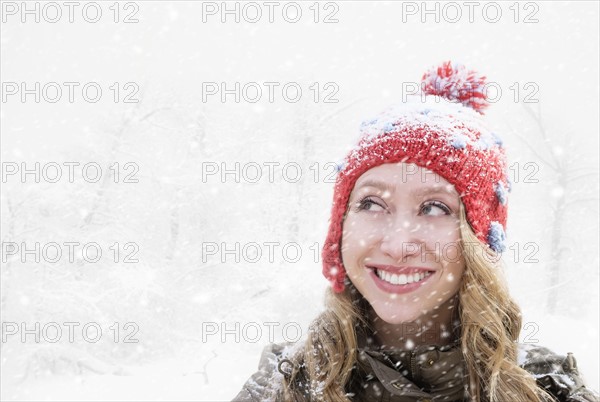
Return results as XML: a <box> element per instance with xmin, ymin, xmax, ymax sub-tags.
<box><xmin>277</xmin><ymin>203</ymin><xmax>555</xmax><ymax>402</ymax></box>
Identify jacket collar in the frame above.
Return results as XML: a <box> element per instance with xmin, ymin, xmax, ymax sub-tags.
<box><xmin>353</xmin><ymin>326</ymin><xmax>467</xmax><ymax>401</ymax></box>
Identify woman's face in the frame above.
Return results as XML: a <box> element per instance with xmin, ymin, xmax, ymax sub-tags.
<box><xmin>341</xmin><ymin>162</ymin><xmax>466</xmax><ymax>325</ymax></box>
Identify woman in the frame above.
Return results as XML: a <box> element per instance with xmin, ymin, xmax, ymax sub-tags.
<box><xmin>232</xmin><ymin>61</ymin><xmax>599</xmax><ymax>402</ymax></box>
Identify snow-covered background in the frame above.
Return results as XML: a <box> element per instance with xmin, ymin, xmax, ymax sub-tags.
<box><xmin>1</xmin><ymin>1</ymin><xmax>598</xmax><ymax>400</ymax></box>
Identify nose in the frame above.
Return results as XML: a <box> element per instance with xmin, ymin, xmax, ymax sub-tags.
<box><xmin>379</xmin><ymin>214</ymin><xmax>424</xmax><ymax>264</ymax></box>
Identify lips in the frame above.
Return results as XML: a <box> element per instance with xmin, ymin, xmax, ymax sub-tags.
<box><xmin>366</xmin><ymin>265</ymin><xmax>436</xmax><ymax>294</ymax></box>
<box><xmin>367</xmin><ymin>264</ymin><xmax>436</xmax><ymax>275</ymax></box>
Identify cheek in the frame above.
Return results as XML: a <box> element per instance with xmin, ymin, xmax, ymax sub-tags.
<box><xmin>340</xmin><ymin>219</ymin><xmax>355</xmax><ymax>261</ymax></box>
<box><xmin>340</xmin><ymin>217</ymin><xmax>354</xmax><ymax>246</ymax></box>
<box><xmin>423</xmin><ymin>221</ymin><xmax>462</xmax><ymax>245</ymax></box>
<box><xmin>341</xmin><ymin>215</ymin><xmax>382</xmax><ymax>260</ymax></box>
<box><xmin>346</xmin><ymin>213</ymin><xmax>391</xmax><ymax>237</ymax></box>
<box><xmin>442</xmin><ymin>242</ymin><xmax>463</xmax><ymax>262</ymax></box>
<box><xmin>431</xmin><ymin>261</ymin><xmax>465</xmax><ymax>300</ymax></box>
<box><xmin>448</xmin><ymin>266</ymin><xmax>465</xmax><ymax>293</ymax></box>
<box><xmin>442</xmin><ymin>252</ymin><xmax>466</xmax><ymax>290</ymax></box>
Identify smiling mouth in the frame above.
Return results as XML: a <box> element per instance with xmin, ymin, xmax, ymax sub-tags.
<box><xmin>372</xmin><ymin>268</ymin><xmax>435</xmax><ymax>286</ymax></box>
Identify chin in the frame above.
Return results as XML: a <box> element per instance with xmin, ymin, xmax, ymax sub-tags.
<box><xmin>373</xmin><ymin>305</ymin><xmax>421</xmax><ymax>325</ymax></box>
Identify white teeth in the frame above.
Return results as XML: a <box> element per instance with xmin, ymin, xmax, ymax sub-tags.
<box><xmin>376</xmin><ymin>269</ymin><xmax>432</xmax><ymax>285</ymax></box>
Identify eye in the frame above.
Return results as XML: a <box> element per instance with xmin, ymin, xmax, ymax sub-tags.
<box><xmin>354</xmin><ymin>196</ymin><xmax>385</xmax><ymax>213</ymax></box>
<box><xmin>421</xmin><ymin>201</ymin><xmax>451</xmax><ymax>216</ymax></box>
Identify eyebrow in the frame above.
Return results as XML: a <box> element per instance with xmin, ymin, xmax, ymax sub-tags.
<box><xmin>353</xmin><ymin>179</ymin><xmax>459</xmax><ymax>197</ymax></box>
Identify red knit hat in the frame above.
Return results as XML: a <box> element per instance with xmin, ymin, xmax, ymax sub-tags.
<box><xmin>321</xmin><ymin>61</ymin><xmax>511</xmax><ymax>293</ymax></box>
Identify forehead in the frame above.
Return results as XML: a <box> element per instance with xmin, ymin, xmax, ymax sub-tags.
<box><xmin>353</xmin><ymin>163</ymin><xmax>458</xmax><ymax>196</ymax></box>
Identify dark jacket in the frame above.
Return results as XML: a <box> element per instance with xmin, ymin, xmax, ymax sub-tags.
<box><xmin>232</xmin><ymin>330</ymin><xmax>599</xmax><ymax>402</ymax></box>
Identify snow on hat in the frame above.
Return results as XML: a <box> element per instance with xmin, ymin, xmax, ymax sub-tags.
<box><xmin>322</xmin><ymin>61</ymin><xmax>510</xmax><ymax>293</ymax></box>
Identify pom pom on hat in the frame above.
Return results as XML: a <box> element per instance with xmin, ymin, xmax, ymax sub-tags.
<box><xmin>487</xmin><ymin>221</ymin><xmax>507</xmax><ymax>253</ymax></box>
<box><xmin>421</xmin><ymin>60</ymin><xmax>489</xmax><ymax>114</ymax></box>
